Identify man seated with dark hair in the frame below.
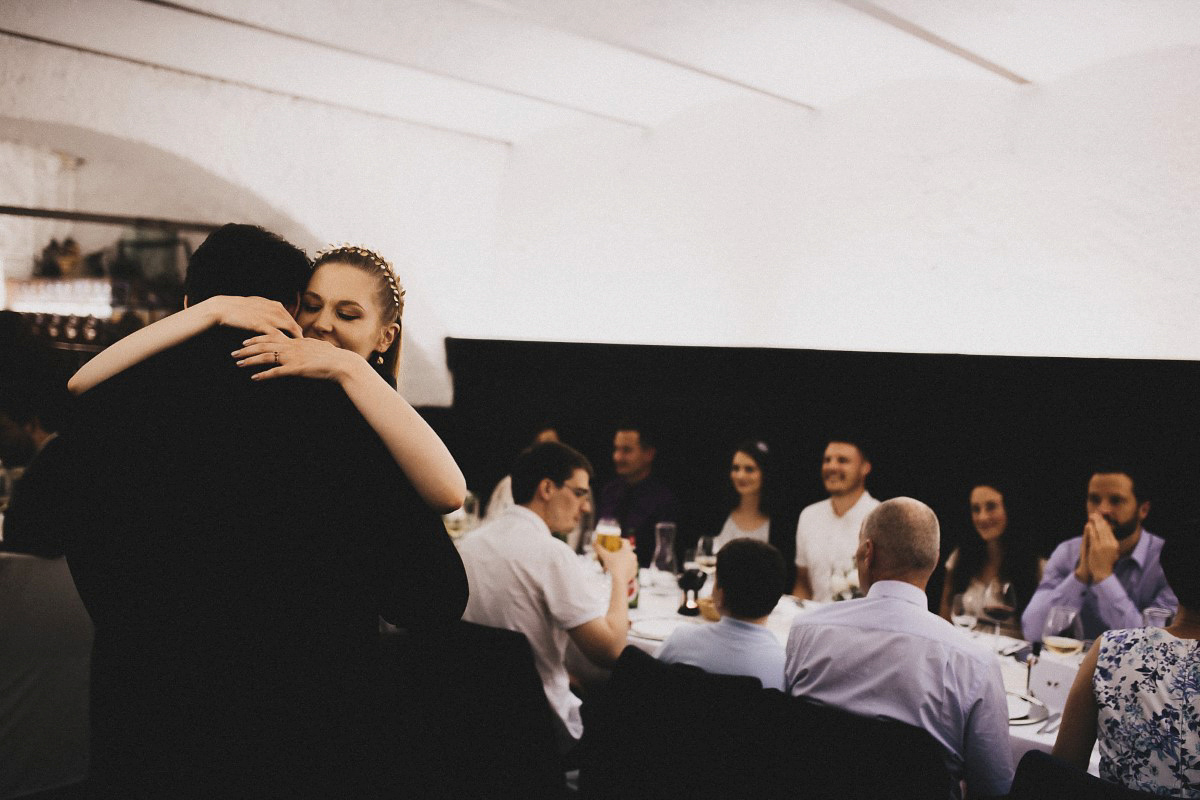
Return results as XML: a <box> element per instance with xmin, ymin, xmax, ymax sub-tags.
<box><xmin>1022</xmin><ymin>464</ymin><xmax>1177</xmax><ymax>642</ymax></box>
<box><xmin>1</xmin><ymin>381</ymin><xmax>70</xmax><ymax>558</ymax></box>
<box><xmin>459</xmin><ymin>441</ymin><xmax>638</xmax><ymax>753</ymax></box>
<box><xmin>657</xmin><ymin>538</ymin><xmax>787</xmax><ymax>689</ymax></box>
<box><xmin>596</xmin><ymin>420</ymin><xmax>679</xmax><ymax>567</ymax></box>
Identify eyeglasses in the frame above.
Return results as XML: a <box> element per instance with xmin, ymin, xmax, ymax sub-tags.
<box><xmin>558</xmin><ymin>483</ymin><xmax>589</xmax><ymax>499</ymax></box>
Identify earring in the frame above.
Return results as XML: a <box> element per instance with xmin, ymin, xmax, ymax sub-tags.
<box><xmin>374</xmin><ymin>354</ymin><xmax>384</xmax><ymax>365</ymax></box>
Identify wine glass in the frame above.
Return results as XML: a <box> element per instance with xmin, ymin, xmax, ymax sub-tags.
<box><xmin>981</xmin><ymin>581</ymin><xmax>1017</xmax><ymax>643</ymax></box>
<box><xmin>695</xmin><ymin>536</ymin><xmax>717</xmax><ymax>576</ymax></box>
<box><xmin>951</xmin><ymin>593</ymin><xmax>978</xmax><ymax>632</ymax></box>
<box><xmin>1041</xmin><ymin>606</ymin><xmax>1084</xmax><ymax>656</ymax></box>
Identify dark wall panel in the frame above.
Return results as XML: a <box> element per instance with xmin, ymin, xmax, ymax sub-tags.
<box><xmin>438</xmin><ymin>339</ymin><xmax>1200</xmax><ymax>570</ymax></box>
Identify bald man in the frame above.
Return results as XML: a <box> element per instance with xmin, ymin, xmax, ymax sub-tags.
<box><xmin>783</xmin><ymin>498</ymin><xmax>1013</xmax><ymax>799</ymax></box>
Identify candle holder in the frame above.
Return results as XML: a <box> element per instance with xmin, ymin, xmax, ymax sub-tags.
<box><xmin>677</xmin><ymin>568</ymin><xmax>708</xmax><ymax>616</ymax></box>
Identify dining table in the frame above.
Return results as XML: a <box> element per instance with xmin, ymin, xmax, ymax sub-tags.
<box><xmin>612</xmin><ymin>562</ymin><xmax>1102</xmax><ymax>777</ymax></box>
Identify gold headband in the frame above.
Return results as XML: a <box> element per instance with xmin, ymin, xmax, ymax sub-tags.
<box><xmin>314</xmin><ymin>244</ymin><xmax>405</xmax><ymax>313</ymax></box>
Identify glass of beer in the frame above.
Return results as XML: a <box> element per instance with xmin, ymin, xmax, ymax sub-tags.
<box><xmin>594</xmin><ymin>518</ymin><xmax>623</xmax><ymax>552</ymax></box>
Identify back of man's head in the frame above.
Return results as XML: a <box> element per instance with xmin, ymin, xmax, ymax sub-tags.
<box><xmin>861</xmin><ymin>497</ymin><xmax>940</xmax><ymax>582</ymax></box>
<box><xmin>185</xmin><ymin>224</ymin><xmax>310</xmax><ymax>307</ymax></box>
<box><xmin>716</xmin><ymin>538</ymin><xmax>786</xmax><ymax>619</ymax></box>
<box><xmin>510</xmin><ymin>441</ymin><xmax>594</xmax><ymax>506</ymax></box>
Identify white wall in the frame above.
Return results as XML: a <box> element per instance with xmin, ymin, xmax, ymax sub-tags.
<box><xmin>3</xmin><ymin>27</ymin><xmax>1199</xmax><ymax>405</ymax></box>
<box><xmin>0</xmin><ymin>36</ymin><xmax>507</xmax><ymax>405</ymax></box>
<box><xmin>469</xmin><ymin>46</ymin><xmax>1200</xmax><ymax>361</ymax></box>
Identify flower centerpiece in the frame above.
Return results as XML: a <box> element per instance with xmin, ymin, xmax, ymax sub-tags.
<box><xmin>828</xmin><ymin>558</ymin><xmax>862</xmax><ymax>601</ymax></box>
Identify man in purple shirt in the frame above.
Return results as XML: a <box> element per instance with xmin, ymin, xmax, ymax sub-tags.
<box><xmin>1022</xmin><ymin>467</ymin><xmax>1177</xmax><ymax>642</ymax></box>
<box><xmin>595</xmin><ymin>421</ymin><xmax>679</xmax><ymax>567</ymax></box>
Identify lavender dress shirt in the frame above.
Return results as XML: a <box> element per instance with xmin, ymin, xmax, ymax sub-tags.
<box><xmin>1020</xmin><ymin>529</ymin><xmax>1177</xmax><ymax>642</ymax></box>
<box><xmin>785</xmin><ymin>580</ymin><xmax>1013</xmax><ymax>798</ymax></box>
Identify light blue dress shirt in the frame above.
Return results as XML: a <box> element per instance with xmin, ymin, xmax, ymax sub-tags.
<box><xmin>1020</xmin><ymin>529</ymin><xmax>1177</xmax><ymax>642</ymax></box>
<box><xmin>785</xmin><ymin>580</ymin><xmax>1013</xmax><ymax>799</ymax></box>
<box><xmin>658</xmin><ymin>616</ymin><xmax>785</xmax><ymax>690</ymax></box>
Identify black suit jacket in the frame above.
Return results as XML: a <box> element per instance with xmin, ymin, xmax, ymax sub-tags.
<box><xmin>62</xmin><ymin>328</ymin><xmax>467</xmax><ymax>798</ymax></box>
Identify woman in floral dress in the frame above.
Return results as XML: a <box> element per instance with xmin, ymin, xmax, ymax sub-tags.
<box><xmin>1054</xmin><ymin>529</ymin><xmax>1199</xmax><ymax>796</ymax></box>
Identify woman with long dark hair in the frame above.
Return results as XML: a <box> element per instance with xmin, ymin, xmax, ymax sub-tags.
<box><xmin>939</xmin><ymin>479</ymin><xmax>1043</xmax><ymax>639</ymax></box>
<box><xmin>710</xmin><ymin>440</ymin><xmax>796</xmax><ymax>587</ymax></box>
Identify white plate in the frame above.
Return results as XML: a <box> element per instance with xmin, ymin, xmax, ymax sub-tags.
<box><xmin>1006</xmin><ymin>693</ymin><xmax>1050</xmax><ymax>726</ymax></box>
<box><xmin>1006</xmin><ymin>694</ymin><xmax>1031</xmax><ymax>720</ymax></box>
<box><xmin>630</xmin><ymin>617</ymin><xmax>683</xmax><ymax>642</ymax></box>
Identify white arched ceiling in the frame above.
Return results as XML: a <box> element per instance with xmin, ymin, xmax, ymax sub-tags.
<box><xmin>2</xmin><ymin>1</ymin><xmax>1200</xmax><ymax>402</ymax></box>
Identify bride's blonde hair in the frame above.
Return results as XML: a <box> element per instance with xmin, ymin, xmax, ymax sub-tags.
<box><xmin>313</xmin><ymin>245</ymin><xmax>405</xmax><ymax>385</ymax></box>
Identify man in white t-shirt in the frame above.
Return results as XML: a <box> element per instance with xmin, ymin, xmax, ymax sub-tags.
<box><xmin>459</xmin><ymin>441</ymin><xmax>638</xmax><ymax>752</ymax></box>
<box><xmin>792</xmin><ymin>438</ymin><xmax>880</xmax><ymax>601</ymax></box>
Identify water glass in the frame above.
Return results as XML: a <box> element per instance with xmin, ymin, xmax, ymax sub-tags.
<box><xmin>1142</xmin><ymin>607</ymin><xmax>1173</xmax><ymax>628</ymax></box>
<box><xmin>951</xmin><ymin>593</ymin><xmax>978</xmax><ymax>631</ymax></box>
<box><xmin>695</xmin><ymin>535</ymin><xmax>717</xmax><ymax>575</ymax></box>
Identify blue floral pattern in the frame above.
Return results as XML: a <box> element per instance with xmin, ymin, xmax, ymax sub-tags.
<box><xmin>1093</xmin><ymin>627</ymin><xmax>1200</xmax><ymax>797</ymax></box>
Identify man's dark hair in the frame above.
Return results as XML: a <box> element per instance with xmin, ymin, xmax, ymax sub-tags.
<box><xmin>511</xmin><ymin>442</ymin><xmax>594</xmax><ymax>506</ymax></box>
<box><xmin>715</xmin><ymin>538</ymin><xmax>786</xmax><ymax>619</ymax></box>
<box><xmin>614</xmin><ymin>419</ymin><xmax>658</xmax><ymax>450</ymax></box>
<box><xmin>1160</xmin><ymin>529</ymin><xmax>1199</xmax><ymax>608</ymax></box>
<box><xmin>826</xmin><ymin>430</ymin><xmax>872</xmax><ymax>464</ymax></box>
<box><xmin>184</xmin><ymin>224</ymin><xmax>311</xmax><ymax>307</ymax></box>
<box><xmin>1089</xmin><ymin>462</ymin><xmax>1152</xmax><ymax>504</ymax></box>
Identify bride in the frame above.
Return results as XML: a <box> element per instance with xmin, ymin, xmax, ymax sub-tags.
<box><xmin>69</xmin><ymin>244</ymin><xmax>465</xmax><ymax>513</ymax></box>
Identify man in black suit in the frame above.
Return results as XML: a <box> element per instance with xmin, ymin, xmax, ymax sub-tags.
<box><xmin>63</xmin><ymin>224</ymin><xmax>467</xmax><ymax>798</ymax></box>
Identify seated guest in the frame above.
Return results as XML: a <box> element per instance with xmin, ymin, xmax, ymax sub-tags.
<box><xmin>710</xmin><ymin>440</ymin><xmax>797</xmax><ymax>575</ymax></box>
<box><xmin>460</xmin><ymin>442</ymin><xmax>638</xmax><ymax>753</ymax></box>
<box><xmin>939</xmin><ymin>478</ymin><xmax>1044</xmax><ymax>639</ymax></box>
<box><xmin>793</xmin><ymin>435</ymin><xmax>880</xmax><ymax>602</ymax></box>
<box><xmin>596</xmin><ymin>420</ymin><xmax>679</xmax><ymax>567</ymax></box>
<box><xmin>1</xmin><ymin>383</ymin><xmax>70</xmax><ymax>558</ymax></box>
<box><xmin>658</xmin><ymin>538</ymin><xmax>787</xmax><ymax>689</ymax></box>
<box><xmin>1023</xmin><ymin>465</ymin><xmax>1177</xmax><ymax>642</ymax></box>
<box><xmin>1053</xmin><ymin>529</ymin><xmax>1200</xmax><ymax>796</ymax></box>
<box><xmin>785</xmin><ymin>498</ymin><xmax>1013</xmax><ymax>798</ymax></box>
<box><xmin>487</xmin><ymin>423</ymin><xmax>593</xmax><ymax>551</ymax></box>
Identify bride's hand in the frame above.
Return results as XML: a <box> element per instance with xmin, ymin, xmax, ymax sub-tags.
<box><xmin>201</xmin><ymin>296</ymin><xmax>302</xmax><ymax>339</ymax></box>
<box><xmin>231</xmin><ymin>331</ymin><xmax>358</xmax><ymax>382</ymax></box>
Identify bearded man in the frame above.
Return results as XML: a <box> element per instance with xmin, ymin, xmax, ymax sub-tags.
<box><xmin>1022</xmin><ymin>466</ymin><xmax>1177</xmax><ymax>641</ymax></box>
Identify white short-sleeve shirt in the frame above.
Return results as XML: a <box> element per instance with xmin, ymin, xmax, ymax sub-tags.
<box><xmin>458</xmin><ymin>506</ymin><xmax>607</xmax><ymax>744</ymax></box>
<box><xmin>794</xmin><ymin>491</ymin><xmax>879</xmax><ymax>602</ymax></box>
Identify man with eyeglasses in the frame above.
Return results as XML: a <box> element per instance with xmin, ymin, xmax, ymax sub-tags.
<box><xmin>459</xmin><ymin>441</ymin><xmax>638</xmax><ymax>753</ymax></box>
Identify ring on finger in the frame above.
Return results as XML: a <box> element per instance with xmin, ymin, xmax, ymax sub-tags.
<box><xmin>273</xmin><ymin>351</ymin><xmax>279</xmax><ymax>364</ymax></box>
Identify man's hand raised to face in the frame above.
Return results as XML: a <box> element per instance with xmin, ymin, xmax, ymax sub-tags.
<box><xmin>1074</xmin><ymin>525</ymin><xmax>1091</xmax><ymax>584</ymax></box>
<box><xmin>1083</xmin><ymin>512</ymin><xmax>1120</xmax><ymax>582</ymax></box>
